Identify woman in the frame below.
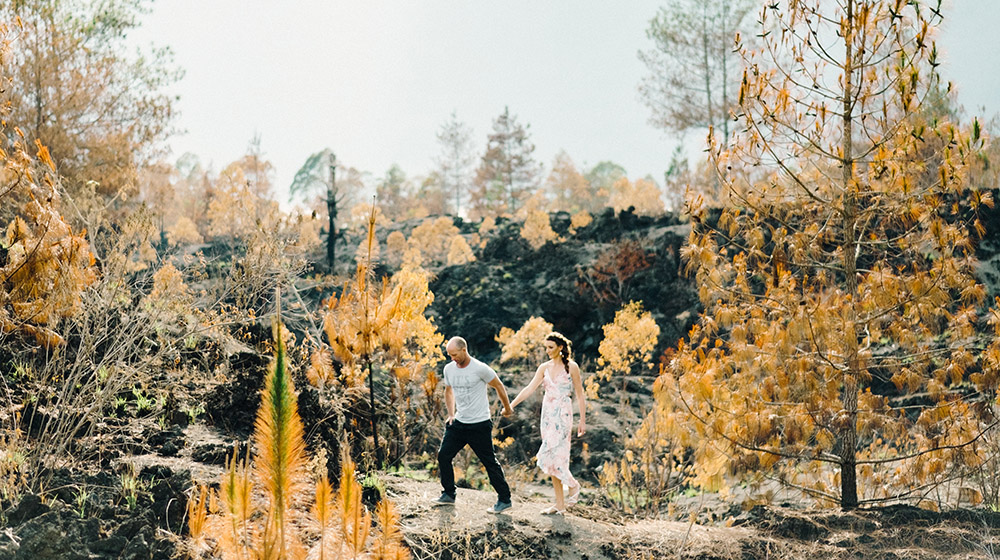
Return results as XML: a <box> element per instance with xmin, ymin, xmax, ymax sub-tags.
<box><xmin>509</xmin><ymin>332</ymin><xmax>586</xmax><ymax>515</ymax></box>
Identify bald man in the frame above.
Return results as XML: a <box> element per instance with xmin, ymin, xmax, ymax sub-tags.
<box><xmin>433</xmin><ymin>336</ymin><xmax>513</xmax><ymax>513</ymax></box>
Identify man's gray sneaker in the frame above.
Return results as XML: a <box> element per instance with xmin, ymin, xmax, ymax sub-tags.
<box><xmin>432</xmin><ymin>492</ymin><xmax>455</xmax><ymax>505</ymax></box>
<box><xmin>487</xmin><ymin>500</ymin><xmax>512</xmax><ymax>514</ymax></box>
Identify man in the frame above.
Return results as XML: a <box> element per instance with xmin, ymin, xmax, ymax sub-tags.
<box><xmin>434</xmin><ymin>336</ymin><xmax>513</xmax><ymax>513</ymax></box>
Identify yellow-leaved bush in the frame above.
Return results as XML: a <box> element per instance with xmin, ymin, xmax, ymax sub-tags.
<box><xmin>569</xmin><ymin>210</ymin><xmax>593</xmax><ymax>235</ymax></box>
<box><xmin>477</xmin><ymin>216</ymin><xmax>496</xmax><ymax>248</ymax></box>
<box><xmin>446</xmin><ymin>234</ymin><xmax>475</xmax><ymax>266</ymax></box>
<box><xmin>520</xmin><ymin>208</ymin><xmax>560</xmax><ymax>250</ymax></box>
<box><xmin>495</xmin><ymin>316</ymin><xmax>555</xmax><ymax>367</ymax></box>
<box><xmin>587</xmin><ymin>301</ymin><xmax>660</xmax><ymax>399</ymax></box>
<box><xmin>407</xmin><ymin>215</ymin><xmax>460</xmax><ymax>267</ymax></box>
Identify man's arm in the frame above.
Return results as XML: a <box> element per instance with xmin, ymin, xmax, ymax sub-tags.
<box><xmin>488</xmin><ymin>376</ymin><xmax>513</xmax><ymax>416</ymax></box>
<box><xmin>444</xmin><ymin>385</ymin><xmax>456</xmax><ymax>424</ymax></box>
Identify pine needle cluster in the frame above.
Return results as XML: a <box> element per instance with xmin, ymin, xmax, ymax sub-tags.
<box><xmin>187</xmin><ymin>314</ymin><xmax>410</xmax><ymax>559</ymax></box>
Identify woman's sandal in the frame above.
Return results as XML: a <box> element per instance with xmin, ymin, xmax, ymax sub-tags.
<box><xmin>540</xmin><ymin>506</ymin><xmax>566</xmax><ymax>515</ymax></box>
<box><xmin>566</xmin><ymin>485</ymin><xmax>581</xmax><ymax>506</ymax></box>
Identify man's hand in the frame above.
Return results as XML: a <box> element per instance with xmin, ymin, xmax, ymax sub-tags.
<box><xmin>446</xmin><ymin>415</ymin><xmax>455</xmax><ymax>426</ymax></box>
<box><xmin>502</xmin><ymin>406</ymin><xmax>513</xmax><ymax>418</ymax></box>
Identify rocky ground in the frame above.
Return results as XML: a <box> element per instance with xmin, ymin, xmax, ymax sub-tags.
<box><xmin>5</xmin><ymin>403</ymin><xmax>1000</xmax><ymax>560</ymax></box>
<box><xmin>6</xmin><ymin>204</ymin><xmax>1000</xmax><ymax>559</ymax></box>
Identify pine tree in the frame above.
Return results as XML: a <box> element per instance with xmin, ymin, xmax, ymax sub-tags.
<box><xmin>638</xmin><ymin>0</ymin><xmax>755</xmax><ymax>142</ymax></box>
<box><xmin>471</xmin><ymin>107</ymin><xmax>542</xmax><ymax>218</ymax></box>
<box><xmin>670</xmin><ymin>0</ymin><xmax>993</xmax><ymax>509</ymax></box>
<box><xmin>434</xmin><ymin>112</ymin><xmax>476</xmax><ymax>217</ymax></box>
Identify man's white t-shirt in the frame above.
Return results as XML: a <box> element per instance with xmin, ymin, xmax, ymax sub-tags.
<box><xmin>443</xmin><ymin>357</ymin><xmax>498</xmax><ymax>424</ymax></box>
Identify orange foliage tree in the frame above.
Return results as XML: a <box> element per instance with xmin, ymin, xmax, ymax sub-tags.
<box><xmin>546</xmin><ymin>151</ymin><xmax>601</xmax><ymax>214</ymax></box>
<box><xmin>2</xmin><ymin>0</ymin><xmax>178</xmax><ymax>203</ymax></box>
<box><xmin>318</xmin><ymin>206</ymin><xmax>444</xmax><ymax>466</ymax></box>
<box><xmin>669</xmin><ymin>0</ymin><xmax>994</xmax><ymax>509</ymax></box>
<box><xmin>608</xmin><ymin>177</ymin><xmax>665</xmax><ymax>217</ymax></box>
<box><xmin>0</xmin><ymin>20</ymin><xmax>96</xmax><ymax>347</ymax></box>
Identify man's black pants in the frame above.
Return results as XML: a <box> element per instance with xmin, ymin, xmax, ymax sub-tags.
<box><xmin>437</xmin><ymin>419</ymin><xmax>511</xmax><ymax>503</ymax></box>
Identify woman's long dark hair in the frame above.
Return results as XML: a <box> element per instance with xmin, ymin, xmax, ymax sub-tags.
<box><xmin>546</xmin><ymin>332</ymin><xmax>572</xmax><ymax>374</ymax></box>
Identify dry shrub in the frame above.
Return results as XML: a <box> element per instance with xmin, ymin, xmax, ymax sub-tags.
<box><xmin>315</xmin><ymin>207</ymin><xmax>445</xmax><ymax>466</ymax></box>
<box><xmin>599</xmin><ymin>364</ymin><xmax>691</xmax><ymax>515</ymax></box>
<box><xmin>576</xmin><ymin>240</ymin><xmax>653</xmax><ymax>313</ymax></box>
<box><xmin>14</xmin><ymin>210</ymin><xmax>204</xmax><ymax>492</ymax></box>
<box><xmin>167</xmin><ymin>215</ymin><xmax>203</xmax><ymax>247</ymax></box>
<box><xmin>0</xmin><ymin>21</ymin><xmax>207</xmax><ymax>498</ymax></box>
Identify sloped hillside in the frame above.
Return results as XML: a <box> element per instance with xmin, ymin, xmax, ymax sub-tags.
<box><xmin>424</xmin><ymin>207</ymin><xmax>697</xmax><ymax>362</ymax></box>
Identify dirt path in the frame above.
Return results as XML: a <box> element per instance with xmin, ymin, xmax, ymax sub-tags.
<box><xmin>383</xmin><ymin>474</ymin><xmax>751</xmax><ymax>559</ymax></box>
<box><xmin>384</xmin><ymin>474</ymin><xmax>1000</xmax><ymax>560</ymax></box>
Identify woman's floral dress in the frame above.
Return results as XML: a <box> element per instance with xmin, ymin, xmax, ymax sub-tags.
<box><xmin>535</xmin><ymin>362</ymin><xmax>579</xmax><ymax>495</ymax></box>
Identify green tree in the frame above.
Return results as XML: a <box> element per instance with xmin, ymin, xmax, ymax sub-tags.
<box><xmin>671</xmin><ymin>0</ymin><xmax>992</xmax><ymax>510</ymax></box>
<box><xmin>471</xmin><ymin>106</ymin><xmax>542</xmax><ymax>218</ymax></box>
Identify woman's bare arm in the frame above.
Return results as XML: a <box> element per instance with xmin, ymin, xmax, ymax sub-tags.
<box><xmin>510</xmin><ymin>363</ymin><xmax>546</xmax><ymax>409</ymax></box>
<box><xmin>569</xmin><ymin>361</ymin><xmax>586</xmax><ymax>435</ymax></box>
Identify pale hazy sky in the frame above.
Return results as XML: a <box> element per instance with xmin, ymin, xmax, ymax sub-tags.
<box><xmin>131</xmin><ymin>1</ymin><xmax>1000</xmax><ymax>203</ymax></box>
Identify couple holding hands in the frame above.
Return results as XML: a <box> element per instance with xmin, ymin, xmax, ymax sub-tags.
<box><xmin>433</xmin><ymin>333</ymin><xmax>586</xmax><ymax>516</ymax></box>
